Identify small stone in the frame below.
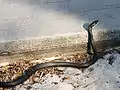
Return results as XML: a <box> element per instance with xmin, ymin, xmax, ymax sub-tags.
<box><xmin>23</xmin><ymin>79</ymin><xmax>30</xmax><ymax>85</ymax></box>
<box><xmin>51</xmin><ymin>82</ymin><xmax>58</xmax><ymax>85</ymax></box>
<box><xmin>106</xmin><ymin>81</ymin><xmax>109</xmax><ymax>83</ymax></box>
<box><xmin>75</xmin><ymin>73</ymin><xmax>80</xmax><ymax>76</ymax></box>
<box><xmin>108</xmin><ymin>55</ymin><xmax>115</xmax><ymax>65</ymax></box>
<box><xmin>86</xmin><ymin>76</ymin><xmax>89</xmax><ymax>78</ymax></box>
<box><xmin>116</xmin><ymin>81</ymin><xmax>119</xmax><ymax>83</ymax></box>
<box><xmin>57</xmin><ymin>67</ymin><xmax>66</xmax><ymax>71</ymax></box>
<box><xmin>88</xmin><ymin>67</ymin><xmax>94</xmax><ymax>72</ymax></box>
<box><xmin>62</xmin><ymin>76</ymin><xmax>70</xmax><ymax>81</ymax></box>
<box><xmin>26</xmin><ymin>86</ymin><xmax>32</xmax><ymax>90</ymax></box>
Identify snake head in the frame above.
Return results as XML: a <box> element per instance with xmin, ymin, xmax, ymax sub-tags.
<box><xmin>83</xmin><ymin>20</ymin><xmax>99</xmax><ymax>31</ymax></box>
<box><xmin>89</xmin><ymin>20</ymin><xmax>99</xmax><ymax>28</ymax></box>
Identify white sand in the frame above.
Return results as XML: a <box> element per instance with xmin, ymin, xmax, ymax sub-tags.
<box><xmin>14</xmin><ymin>52</ymin><xmax>120</xmax><ymax>90</ymax></box>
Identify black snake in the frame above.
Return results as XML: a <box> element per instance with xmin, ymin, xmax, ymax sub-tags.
<box><xmin>0</xmin><ymin>20</ymin><xmax>99</xmax><ymax>88</ymax></box>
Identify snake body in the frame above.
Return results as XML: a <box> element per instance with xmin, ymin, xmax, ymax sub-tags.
<box><xmin>0</xmin><ymin>20</ymin><xmax>99</xmax><ymax>88</ymax></box>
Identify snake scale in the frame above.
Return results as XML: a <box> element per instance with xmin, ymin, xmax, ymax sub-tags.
<box><xmin>0</xmin><ymin>20</ymin><xmax>99</xmax><ymax>88</ymax></box>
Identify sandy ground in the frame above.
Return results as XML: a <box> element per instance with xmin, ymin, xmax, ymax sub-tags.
<box><xmin>8</xmin><ymin>51</ymin><xmax>120</xmax><ymax>90</ymax></box>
